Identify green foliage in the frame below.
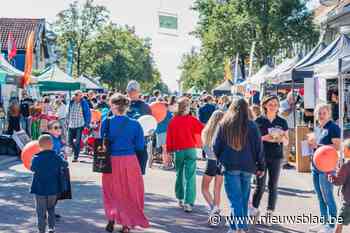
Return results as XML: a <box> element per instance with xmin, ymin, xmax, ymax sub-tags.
<box><xmin>52</xmin><ymin>0</ymin><xmax>167</xmax><ymax>92</ymax></box>
<box><xmin>179</xmin><ymin>48</ymin><xmax>224</xmax><ymax>92</ymax></box>
<box><xmin>53</xmin><ymin>0</ymin><xmax>109</xmax><ymax>76</ymax></box>
<box><xmin>88</xmin><ymin>24</ymin><xmax>162</xmax><ymax>92</ymax></box>
<box><xmin>180</xmin><ymin>0</ymin><xmax>319</xmax><ymax>89</ymax></box>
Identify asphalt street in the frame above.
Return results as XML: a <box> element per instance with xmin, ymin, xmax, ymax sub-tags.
<box><xmin>0</xmin><ymin>155</ymin><xmax>349</xmax><ymax>233</ymax></box>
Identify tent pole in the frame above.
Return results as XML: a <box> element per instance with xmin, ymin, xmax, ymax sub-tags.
<box><xmin>339</xmin><ymin>58</ymin><xmax>344</xmax><ymax>165</ymax></box>
<box><xmin>292</xmin><ymin>70</ymin><xmax>296</xmax><ymax>128</ymax></box>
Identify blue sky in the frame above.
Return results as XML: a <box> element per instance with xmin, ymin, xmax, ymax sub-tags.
<box><xmin>0</xmin><ymin>0</ymin><xmax>201</xmax><ymax>91</ymax></box>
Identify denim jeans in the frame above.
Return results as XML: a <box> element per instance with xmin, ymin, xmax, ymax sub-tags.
<box><xmin>224</xmin><ymin>170</ymin><xmax>252</xmax><ymax>231</ymax></box>
<box><xmin>312</xmin><ymin>169</ymin><xmax>337</xmax><ymax>228</ymax></box>
<box><xmin>35</xmin><ymin>195</ymin><xmax>57</xmax><ymax>233</ymax></box>
<box><xmin>20</xmin><ymin>116</ymin><xmax>30</xmax><ymax>136</ymax></box>
<box><xmin>0</xmin><ymin>118</ymin><xmax>5</xmax><ymax>134</ymax></box>
<box><xmin>68</xmin><ymin>127</ymin><xmax>83</xmax><ymax>159</ymax></box>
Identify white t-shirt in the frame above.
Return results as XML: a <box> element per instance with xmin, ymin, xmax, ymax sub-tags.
<box><xmin>279</xmin><ymin>99</ymin><xmax>297</xmax><ymax>129</ymax></box>
<box><xmin>56</xmin><ymin>104</ymin><xmax>67</xmax><ymax>120</ymax></box>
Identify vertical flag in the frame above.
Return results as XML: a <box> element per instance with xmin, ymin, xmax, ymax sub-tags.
<box><xmin>66</xmin><ymin>40</ymin><xmax>74</xmax><ymax>77</ymax></box>
<box><xmin>233</xmin><ymin>53</ymin><xmax>239</xmax><ymax>84</ymax></box>
<box><xmin>224</xmin><ymin>57</ymin><xmax>232</xmax><ymax>81</ymax></box>
<box><xmin>248</xmin><ymin>41</ymin><xmax>256</xmax><ymax>77</ymax></box>
<box><xmin>7</xmin><ymin>32</ymin><xmax>17</xmax><ymax>60</ymax></box>
<box><xmin>22</xmin><ymin>31</ymin><xmax>35</xmax><ymax>88</ymax></box>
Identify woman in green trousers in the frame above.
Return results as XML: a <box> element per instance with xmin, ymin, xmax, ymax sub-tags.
<box><xmin>166</xmin><ymin>97</ymin><xmax>204</xmax><ymax>212</ymax></box>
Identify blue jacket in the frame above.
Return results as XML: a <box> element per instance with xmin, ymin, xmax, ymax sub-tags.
<box><xmin>213</xmin><ymin>121</ymin><xmax>265</xmax><ymax>174</ymax></box>
<box><xmin>198</xmin><ymin>103</ymin><xmax>217</xmax><ymax>124</ymax></box>
<box><xmin>68</xmin><ymin>99</ymin><xmax>91</xmax><ymax>127</ymax></box>
<box><xmin>51</xmin><ymin>135</ymin><xmax>64</xmax><ymax>158</ymax></box>
<box><xmin>30</xmin><ymin>150</ymin><xmax>68</xmax><ymax>196</ymax></box>
<box><xmin>155</xmin><ymin>111</ymin><xmax>173</xmax><ymax>134</ymax></box>
<box><xmin>100</xmin><ymin>115</ymin><xmax>145</xmax><ymax>156</ymax></box>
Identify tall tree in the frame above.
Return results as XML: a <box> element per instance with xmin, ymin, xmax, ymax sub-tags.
<box><xmin>192</xmin><ymin>0</ymin><xmax>319</xmax><ymax>77</ymax></box>
<box><xmin>53</xmin><ymin>0</ymin><xmax>109</xmax><ymax>76</ymax></box>
<box><xmin>89</xmin><ymin>24</ymin><xmax>162</xmax><ymax>91</ymax></box>
<box><xmin>179</xmin><ymin>48</ymin><xmax>224</xmax><ymax>91</ymax></box>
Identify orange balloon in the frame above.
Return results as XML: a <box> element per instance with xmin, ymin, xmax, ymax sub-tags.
<box><xmin>150</xmin><ymin>102</ymin><xmax>167</xmax><ymax>123</ymax></box>
<box><xmin>21</xmin><ymin>141</ymin><xmax>41</xmax><ymax>170</ymax></box>
<box><xmin>313</xmin><ymin>145</ymin><xmax>339</xmax><ymax>172</ymax></box>
<box><xmin>91</xmin><ymin>109</ymin><xmax>102</xmax><ymax>123</ymax></box>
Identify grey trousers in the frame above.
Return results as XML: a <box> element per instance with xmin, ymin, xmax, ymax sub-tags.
<box><xmin>35</xmin><ymin>195</ymin><xmax>57</xmax><ymax>233</ymax></box>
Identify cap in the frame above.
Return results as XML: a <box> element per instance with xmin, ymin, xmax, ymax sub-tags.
<box><xmin>126</xmin><ymin>80</ymin><xmax>140</xmax><ymax>93</ymax></box>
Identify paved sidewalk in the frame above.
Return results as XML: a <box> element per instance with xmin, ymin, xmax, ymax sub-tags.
<box><xmin>0</xmin><ymin>157</ymin><xmax>349</xmax><ymax>233</ymax></box>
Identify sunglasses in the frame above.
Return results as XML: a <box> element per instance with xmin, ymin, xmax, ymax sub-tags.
<box><xmin>53</xmin><ymin>126</ymin><xmax>62</xmax><ymax>130</ymax></box>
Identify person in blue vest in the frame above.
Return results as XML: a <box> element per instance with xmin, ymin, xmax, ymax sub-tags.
<box><xmin>126</xmin><ymin>80</ymin><xmax>151</xmax><ymax>119</ymax></box>
<box><xmin>126</xmin><ymin>80</ymin><xmax>151</xmax><ymax>174</ymax></box>
<box><xmin>198</xmin><ymin>95</ymin><xmax>217</xmax><ymax>124</ymax></box>
<box><xmin>67</xmin><ymin>90</ymin><xmax>91</xmax><ymax>162</ymax></box>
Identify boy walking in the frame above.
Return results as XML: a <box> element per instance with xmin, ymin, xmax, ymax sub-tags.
<box><xmin>30</xmin><ymin>135</ymin><xmax>68</xmax><ymax>233</ymax></box>
<box><xmin>328</xmin><ymin>139</ymin><xmax>350</xmax><ymax>233</ymax></box>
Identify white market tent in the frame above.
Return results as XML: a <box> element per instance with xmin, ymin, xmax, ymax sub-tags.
<box><xmin>78</xmin><ymin>75</ymin><xmax>104</xmax><ymax>91</ymax></box>
<box><xmin>0</xmin><ymin>53</ymin><xmax>24</xmax><ymax>77</ymax></box>
<box><xmin>275</xmin><ymin>42</ymin><xmax>326</xmax><ymax>83</ymax></box>
<box><xmin>241</xmin><ymin>64</ymin><xmax>273</xmax><ymax>90</ymax></box>
<box><xmin>264</xmin><ymin>54</ymin><xmax>302</xmax><ymax>84</ymax></box>
<box><xmin>295</xmin><ymin>34</ymin><xmax>350</xmax><ymax>79</ymax></box>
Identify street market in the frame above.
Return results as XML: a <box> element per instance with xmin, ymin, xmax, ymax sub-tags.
<box><xmin>2</xmin><ymin>1</ymin><xmax>350</xmax><ymax>233</ymax></box>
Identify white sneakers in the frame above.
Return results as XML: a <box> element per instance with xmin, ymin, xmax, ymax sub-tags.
<box><xmin>265</xmin><ymin>210</ymin><xmax>274</xmax><ymax>227</ymax></box>
<box><xmin>308</xmin><ymin>225</ymin><xmax>334</xmax><ymax>233</ymax></box>
<box><xmin>249</xmin><ymin>207</ymin><xmax>260</xmax><ymax>217</ymax></box>
<box><xmin>183</xmin><ymin>204</ymin><xmax>193</xmax><ymax>212</ymax></box>
<box><xmin>317</xmin><ymin>225</ymin><xmax>334</xmax><ymax>233</ymax></box>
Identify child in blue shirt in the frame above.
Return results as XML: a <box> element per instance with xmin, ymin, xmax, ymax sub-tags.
<box><xmin>31</xmin><ymin>134</ymin><xmax>68</xmax><ymax>233</ymax></box>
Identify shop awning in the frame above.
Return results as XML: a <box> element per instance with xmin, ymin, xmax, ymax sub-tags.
<box><xmin>295</xmin><ymin>34</ymin><xmax>350</xmax><ymax>79</ymax></box>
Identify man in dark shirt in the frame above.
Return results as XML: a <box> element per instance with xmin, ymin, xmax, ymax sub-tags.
<box><xmin>198</xmin><ymin>95</ymin><xmax>217</xmax><ymax>124</ymax></box>
<box><xmin>20</xmin><ymin>92</ymin><xmax>34</xmax><ymax>135</ymax></box>
<box><xmin>97</xmin><ymin>94</ymin><xmax>109</xmax><ymax>110</ymax></box>
<box><xmin>126</xmin><ymin>80</ymin><xmax>151</xmax><ymax>175</ymax></box>
<box><xmin>126</xmin><ymin>80</ymin><xmax>151</xmax><ymax>119</ymax></box>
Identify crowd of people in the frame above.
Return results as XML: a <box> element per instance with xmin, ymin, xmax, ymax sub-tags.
<box><xmin>2</xmin><ymin>79</ymin><xmax>350</xmax><ymax>233</ymax></box>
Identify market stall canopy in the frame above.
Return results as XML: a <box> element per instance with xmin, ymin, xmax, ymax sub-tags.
<box><xmin>78</xmin><ymin>75</ymin><xmax>104</xmax><ymax>91</ymax></box>
<box><xmin>243</xmin><ymin>64</ymin><xmax>273</xmax><ymax>89</ymax></box>
<box><xmin>295</xmin><ymin>34</ymin><xmax>350</xmax><ymax>79</ymax></box>
<box><xmin>264</xmin><ymin>54</ymin><xmax>302</xmax><ymax>84</ymax></box>
<box><xmin>212</xmin><ymin>79</ymin><xmax>233</xmax><ymax>96</ymax></box>
<box><xmin>275</xmin><ymin>42</ymin><xmax>326</xmax><ymax>83</ymax></box>
<box><xmin>314</xmin><ymin>55</ymin><xmax>350</xmax><ymax>79</ymax></box>
<box><xmin>36</xmin><ymin>65</ymin><xmax>81</xmax><ymax>91</ymax></box>
<box><xmin>0</xmin><ymin>53</ymin><xmax>24</xmax><ymax>77</ymax></box>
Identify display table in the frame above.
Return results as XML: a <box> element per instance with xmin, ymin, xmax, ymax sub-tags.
<box><xmin>295</xmin><ymin>126</ymin><xmax>311</xmax><ymax>173</ymax></box>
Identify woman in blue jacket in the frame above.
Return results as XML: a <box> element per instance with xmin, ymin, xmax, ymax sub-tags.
<box><xmin>214</xmin><ymin>98</ymin><xmax>264</xmax><ymax>233</ymax></box>
<box><xmin>100</xmin><ymin>93</ymin><xmax>149</xmax><ymax>233</ymax></box>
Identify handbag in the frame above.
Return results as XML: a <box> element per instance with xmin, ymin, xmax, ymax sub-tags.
<box><xmin>93</xmin><ymin>117</ymin><xmax>112</xmax><ymax>173</ymax></box>
<box><xmin>57</xmin><ymin>167</ymin><xmax>72</xmax><ymax>200</ymax></box>
<box><xmin>93</xmin><ymin>117</ymin><xmax>129</xmax><ymax>173</ymax></box>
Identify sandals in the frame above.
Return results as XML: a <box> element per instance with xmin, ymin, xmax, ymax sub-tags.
<box><xmin>105</xmin><ymin>220</ymin><xmax>114</xmax><ymax>232</ymax></box>
<box><xmin>120</xmin><ymin>226</ymin><xmax>130</xmax><ymax>233</ymax></box>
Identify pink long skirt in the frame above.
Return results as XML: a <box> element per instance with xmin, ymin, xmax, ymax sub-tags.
<box><xmin>102</xmin><ymin>155</ymin><xmax>149</xmax><ymax>228</ymax></box>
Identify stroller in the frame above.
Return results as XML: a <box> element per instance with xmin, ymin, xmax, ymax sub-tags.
<box><xmin>82</xmin><ymin>110</ymin><xmax>102</xmax><ymax>157</ymax></box>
